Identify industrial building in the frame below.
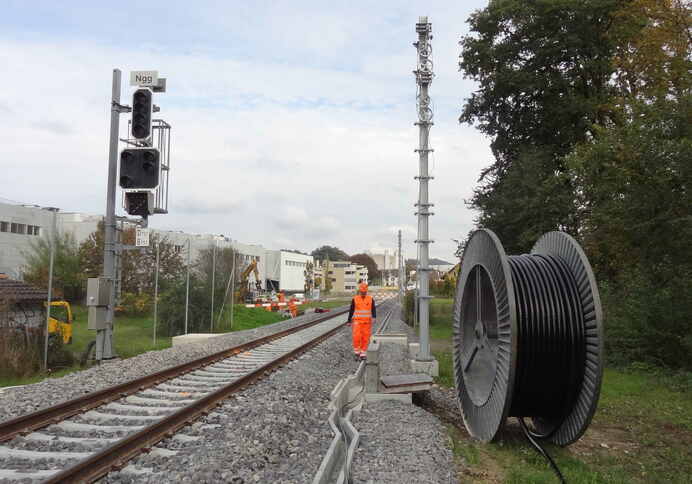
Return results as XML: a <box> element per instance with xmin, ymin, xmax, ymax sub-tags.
<box><xmin>265</xmin><ymin>250</ymin><xmax>313</xmax><ymax>292</ymax></box>
<box><xmin>0</xmin><ymin>201</ymin><xmax>307</xmax><ymax>294</ymax></box>
<box><xmin>315</xmin><ymin>260</ymin><xmax>368</xmax><ymax>293</ymax></box>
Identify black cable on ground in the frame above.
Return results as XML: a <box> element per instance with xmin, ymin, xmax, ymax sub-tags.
<box><xmin>519</xmin><ymin>417</ymin><xmax>566</xmax><ymax>484</ymax></box>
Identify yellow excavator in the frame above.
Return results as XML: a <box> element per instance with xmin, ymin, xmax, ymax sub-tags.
<box><xmin>46</xmin><ymin>300</ymin><xmax>74</xmax><ymax>345</ymax></box>
<box><xmin>235</xmin><ymin>260</ymin><xmax>263</xmax><ymax>303</ymax></box>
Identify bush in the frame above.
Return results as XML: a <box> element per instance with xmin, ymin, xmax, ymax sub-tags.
<box><xmin>119</xmin><ymin>292</ymin><xmax>152</xmax><ymax>316</ymax></box>
<box><xmin>403</xmin><ymin>290</ymin><xmax>416</xmax><ymax>326</ymax></box>
<box><xmin>602</xmin><ymin>265</ymin><xmax>692</xmax><ymax>371</ymax></box>
<box><xmin>0</xmin><ymin>329</ymin><xmax>42</xmax><ymax>378</ymax></box>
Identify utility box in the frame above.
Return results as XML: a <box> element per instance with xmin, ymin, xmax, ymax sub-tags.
<box><xmin>87</xmin><ymin>278</ymin><xmax>111</xmax><ymax>307</ymax></box>
<box><xmin>88</xmin><ymin>307</ymin><xmax>108</xmax><ymax>330</ymax></box>
<box><xmin>87</xmin><ymin>277</ymin><xmax>111</xmax><ymax>330</ymax></box>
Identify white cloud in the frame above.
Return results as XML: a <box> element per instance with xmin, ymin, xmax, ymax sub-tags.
<box><xmin>0</xmin><ymin>3</ymin><xmax>492</xmax><ymax>261</ymax></box>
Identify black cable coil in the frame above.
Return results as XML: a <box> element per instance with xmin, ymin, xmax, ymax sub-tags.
<box><xmin>508</xmin><ymin>254</ymin><xmax>585</xmax><ymax>432</ymax></box>
<box><xmin>453</xmin><ymin>229</ymin><xmax>603</xmax><ymax>447</ymax></box>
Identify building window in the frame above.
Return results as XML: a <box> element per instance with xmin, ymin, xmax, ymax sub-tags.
<box><xmin>17</xmin><ymin>224</ymin><xmax>25</xmax><ymax>234</ymax></box>
<box><xmin>0</xmin><ymin>221</ymin><xmax>8</xmax><ymax>232</ymax></box>
<box><xmin>331</xmin><ymin>278</ymin><xmax>336</xmax><ymax>282</ymax></box>
<box><xmin>34</xmin><ymin>226</ymin><xmax>40</xmax><ymax>236</ymax></box>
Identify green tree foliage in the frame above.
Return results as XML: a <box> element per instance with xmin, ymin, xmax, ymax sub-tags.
<box><xmin>22</xmin><ymin>231</ymin><xmax>83</xmax><ymax>300</ymax></box>
<box><xmin>459</xmin><ymin>0</ymin><xmax>692</xmax><ymax>368</ymax></box>
<box><xmin>158</xmin><ymin>246</ymin><xmax>243</xmax><ymax>336</ymax></box>
<box><xmin>79</xmin><ymin>221</ymin><xmax>184</xmax><ymax>296</ymax></box>
<box><xmin>460</xmin><ymin>0</ymin><xmax>623</xmax><ymax>251</ymax></box>
<box><xmin>311</xmin><ymin>245</ymin><xmax>349</xmax><ymax>262</ymax></box>
<box><xmin>349</xmin><ymin>253</ymin><xmax>380</xmax><ymax>282</ymax></box>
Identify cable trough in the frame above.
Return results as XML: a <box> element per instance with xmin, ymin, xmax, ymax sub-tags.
<box><xmin>313</xmin><ymin>300</ymin><xmax>396</xmax><ymax>484</ymax></box>
<box><xmin>0</xmin><ymin>308</ymin><xmax>353</xmax><ymax>483</ymax></box>
<box><xmin>453</xmin><ymin>229</ymin><xmax>603</xmax><ymax>447</ymax></box>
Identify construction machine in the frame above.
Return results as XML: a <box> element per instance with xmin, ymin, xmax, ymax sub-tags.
<box><xmin>46</xmin><ymin>300</ymin><xmax>74</xmax><ymax>345</ymax></box>
<box><xmin>235</xmin><ymin>259</ymin><xmax>263</xmax><ymax>303</ymax></box>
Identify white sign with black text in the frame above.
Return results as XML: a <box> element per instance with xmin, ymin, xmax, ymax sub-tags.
<box><xmin>135</xmin><ymin>228</ymin><xmax>150</xmax><ymax>247</ymax></box>
<box><xmin>130</xmin><ymin>70</ymin><xmax>159</xmax><ymax>87</ymax></box>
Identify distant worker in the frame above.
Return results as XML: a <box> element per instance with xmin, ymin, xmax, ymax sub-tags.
<box><xmin>347</xmin><ymin>282</ymin><xmax>376</xmax><ymax>360</ymax></box>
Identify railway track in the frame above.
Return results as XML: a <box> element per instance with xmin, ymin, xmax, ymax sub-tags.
<box><xmin>0</xmin><ymin>298</ymin><xmax>393</xmax><ymax>483</ymax></box>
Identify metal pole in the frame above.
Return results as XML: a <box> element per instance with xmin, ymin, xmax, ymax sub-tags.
<box><xmin>229</xmin><ymin>250</ymin><xmax>236</xmax><ymax>329</ymax></box>
<box><xmin>43</xmin><ymin>208</ymin><xmax>58</xmax><ymax>370</ymax></box>
<box><xmin>216</xmin><ymin>262</ymin><xmax>233</xmax><ymax>330</ymax></box>
<box><xmin>97</xmin><ymin>68</ymin><xmax>122</xmax><ymax>362</ymax></box>
<box><xmin>398</xmin><ymin>229</ymin><xmax>403</xmax><ymax>306</ymax></box>
<box><xmin>153</xmin><ymin>241</ymin><xmax>160</xmax><ymax>346</ymax></box>
<box><xmin>184</xmin><ymin>238</ymin><xmax>191</xmax><ymax>335</ymax></box>
<box><xmin>210</xmin><ymin>241</ymin><xmax>216</xmax><ymax>332</ymax></box>
<box><xmin>414</xmin><ymin>17</ymin><xmax>434</xmax><ymax>361</ymax></box>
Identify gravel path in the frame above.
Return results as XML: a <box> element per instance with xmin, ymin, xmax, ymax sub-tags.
<box><xmin>0</xmin><ymin>308</ymin><xmax>347</xmax><ymax>424</ymax></box>
<box><xmin>351</xmin><ymin>315</ymin><xmax>459</xmax><ymax>483</ymax></box>
<box><xmin>352</xmin><ymin>400</ymin><xmax>458</xmax><ymax>483</ymax></box>
<box><xmin>104</xmin><ymin>312</ymin><xmax>358</xmax><ymax>483</ymax></box>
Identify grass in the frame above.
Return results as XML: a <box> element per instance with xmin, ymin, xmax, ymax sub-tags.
<box><xmin>427</xmin><ymin>297</ymin><xmax>692</xmax><ymax>483</ymax></box>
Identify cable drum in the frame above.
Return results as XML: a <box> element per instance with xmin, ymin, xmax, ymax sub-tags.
<box><xmin>453</xmin><ymin>229</ymin><xmax>603</xmax><ymax>446</ymax></box>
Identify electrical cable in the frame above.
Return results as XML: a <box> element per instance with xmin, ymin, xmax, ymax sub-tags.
<box><xmin>519</xmin><ymin>417</ymin><xmax>566</xmax><ymax>484</ymax></box>
<box><xmin>508</xmin><ymin>253</ymin><xmax>585</xmax><ymax>427</ymax></box>
<box><xmin>507</xmin><ymin>253</ymin><xmax>585</xmax><ymax>482</ymax></box>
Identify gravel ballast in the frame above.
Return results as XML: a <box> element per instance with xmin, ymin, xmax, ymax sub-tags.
<box><xmin>352</xmin><ymin>400</ymin><xmax>457</xmax><ymax>483</ymax></box>
<box><xmin>0</xmin><ymin>308</ymin><xmax>347</xmax><ymax>424</ymax></box>
<box><xmin>104</xmin><ymin>313</ymin><xmax>359</xmax><ymax>483</ymax></box>
<box><xmin>1</xmin><ymin>301</ymin><xmax>462</xmax><ymax>483</ymax></box>
<box><xmin>352</xmin><ymin>315</ymin><xmax>459</xmax><ymax>483</ymax></box>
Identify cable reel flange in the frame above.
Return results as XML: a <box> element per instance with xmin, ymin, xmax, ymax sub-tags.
<box><xmin>530</xmin><ymin>231</ymin><xmax>604</xmax><ymax>445</ymax></box>
<box><xmin>453</xmin><ymin>229</ymin><xmax>603</xmax><ymax>445</ymax></box>
<box><xmin>452</xmin><ymin>229</ymin><xmax>517</xmax><ymax>442</ymax></box>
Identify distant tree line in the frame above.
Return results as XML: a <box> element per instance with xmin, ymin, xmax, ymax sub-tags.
<box><xmin>459</xmin><ymin>0</ymin><xmax>691</xmax><ymax>369</ymax></box>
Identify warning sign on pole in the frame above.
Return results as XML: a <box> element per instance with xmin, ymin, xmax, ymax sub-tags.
<box><xmin>135</xmin><ymin>228</ymin><xmax>150</xmax><ymax>247</ymax></box>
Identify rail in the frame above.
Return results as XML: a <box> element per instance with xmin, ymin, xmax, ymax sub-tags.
<box><xmin>0</xmin><ymin>307</ymin><xmax>353</xmax><ymax>483</ymax></box>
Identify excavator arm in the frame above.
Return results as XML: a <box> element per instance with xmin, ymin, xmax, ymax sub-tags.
<box><xmin>237</xmin><ymin>260</ymin><xmax>262</xmax><ymax>302</ymax></box>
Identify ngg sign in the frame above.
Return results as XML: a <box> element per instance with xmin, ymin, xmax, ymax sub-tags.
<box><xmin>130</xmin><ymin>70</ymin><xmax>158</xmax><ymax>87</ymax></box>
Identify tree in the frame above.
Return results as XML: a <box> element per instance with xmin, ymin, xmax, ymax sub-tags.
<box><xmin>349</xmin><ymin>253</ymin><xmax>380</xmax><ymax>283</ymax></box>
<box><xmin>459</xmin><ymin>0</ymin><xmax>623</xmax><ymax>250</ymax></box>
<box><xmin>79</xmin><ymin>221</ymin><xmax>184</xmax><ymax>295</ymax></box>
<box><xmin>459</xmin><ymin>0</ymin><xmax>692</xmax><ymax>369</ymax></box>
<box><xmin>22</xmin><ymin>231</ymin><xmax>84</xmax><ymax>300</ymax></box>
<box><xmin>567</xmin><ymin>95</ymin><xmax>692</xmax><ymax>368</ymax></box>
<box><xmin>311</xmin><ymin>245</ymin><xmax>349</xmax><ymax>262</ymax></box>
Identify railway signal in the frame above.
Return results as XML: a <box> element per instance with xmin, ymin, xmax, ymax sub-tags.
<box><xmin>124</xmin><ymin>191</ymin><xmax>155</xmax><ymax>216</ymax></box>
<box><xmin>119</xmin><ymin>148</ymin><xmax>160</xmax><ymax>189</ymax></box>
<box><xmin>90</xmin><ymin>69</ymin><xmax>170</xmax><ymax>362</ymax></box>
<box><xmin>131</xmin><ymin>88</ymin><xmax>153</xmax><ymax>139</ymax></box>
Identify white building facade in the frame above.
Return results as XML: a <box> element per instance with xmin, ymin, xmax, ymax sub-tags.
<box><xmin>266</xmin><ymin>251</ymin><xmax>313</xmax><ymax>293</ymax></box>
<box><xmin>1</xmin><ymin>201</ymin><xmax>308</xmax><ymax>294</ymax></box>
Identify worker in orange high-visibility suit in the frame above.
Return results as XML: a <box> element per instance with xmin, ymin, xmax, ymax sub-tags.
<box><xmin>347</xmin><ymin>282</ymin><xmax>376</xmax><ymax>360</ymax></box>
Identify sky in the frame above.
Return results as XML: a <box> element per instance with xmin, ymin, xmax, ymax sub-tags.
<box><xmin>0</xmin><ymin>0</ymin><xmax>492</xmax><ymax>262</ymax></box>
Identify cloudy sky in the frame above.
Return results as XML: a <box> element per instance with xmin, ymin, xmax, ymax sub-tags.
<box><xmin>0</xmin><ymin>1</ymin><xmax>492</xmax><ymax>261</ymax></box>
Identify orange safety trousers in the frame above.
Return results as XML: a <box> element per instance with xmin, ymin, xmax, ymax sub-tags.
<box><xmin>352</xmin><ymin>321</ymin><xmax>372</xmax><ymax>355</ymax></box>
<box><xmin>351</xmin><ymin>294</ymin><xmax>374</xmax><ymax>354</ymax></box>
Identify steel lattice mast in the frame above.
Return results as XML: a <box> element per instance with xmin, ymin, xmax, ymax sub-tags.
<box><xmin>414</xmin><ymin>17</ymin><xmax>434</xmax><ymax>361</ymax></box>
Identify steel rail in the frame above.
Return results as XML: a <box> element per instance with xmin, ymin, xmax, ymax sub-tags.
<box><xmin>44</xmin><ymin>310</ymin><xmax>354</xmax><ymax>483</ymax></box>
<box><xmin>0</xmin><ymin>308</ymin><xmax>348</xmax><ymax>443</ymax></box>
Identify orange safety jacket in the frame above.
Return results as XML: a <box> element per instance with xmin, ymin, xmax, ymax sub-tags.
<box><xmin>349</xmin><ymin>295</ymin><xmax>375</xmax><ymax>324</ymax></box>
